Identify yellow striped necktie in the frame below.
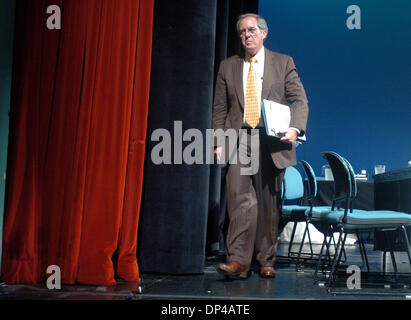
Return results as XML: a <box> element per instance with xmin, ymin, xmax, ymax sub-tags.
<box><xmin>244</xmin><ymin>56</ymin><xmax>260</xmax><ymax>128</ymax></box>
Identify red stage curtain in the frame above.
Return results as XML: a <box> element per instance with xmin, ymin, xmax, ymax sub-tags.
<box><xmin>1</xmin><ymin>0</ymin><xmax>153</xmax><ymax>286</ymax></box>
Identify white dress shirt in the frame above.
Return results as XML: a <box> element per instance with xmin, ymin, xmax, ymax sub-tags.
<box><xmin>242</xmin><ymin>46</ymin><xmax>300</xmax><ymax>135</ymax></box>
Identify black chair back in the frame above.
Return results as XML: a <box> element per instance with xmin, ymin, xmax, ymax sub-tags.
<box><xmin>321</xmin><ymin>151</ymin><xmax>352</xmax><ymax>217</ymax></box>
<box><xmin>299</xmin><ymin>160</ymin><xmax>317</xmax><ymax>206</ymax></box>
<box><xmin>343</xmin><ymin>158</ymin><xmax>358</xmax><ymax>213</ymax></box>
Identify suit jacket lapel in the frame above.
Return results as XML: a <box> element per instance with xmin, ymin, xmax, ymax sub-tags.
<box><xmin>262</xmin><ymin>48</ymin><xmax>275</xmax><ymax>100</ymax></box>
<box><xmin>233</xmin><ymin>49</ymin><xmax>274</xmax><ymax>110</ymax></box>
<box><xmin>233</xmin><ymin>56</ymin><xmax>244</xmax><ymax>110</ymax></box>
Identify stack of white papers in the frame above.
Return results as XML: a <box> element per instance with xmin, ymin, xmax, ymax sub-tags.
<box><xmin>262</xmin><ymin>99</ymin><xmax>290</xmax><ymax>137</ymax></box>
<box><xmin>262</xmin><ymin>99</ymin><xmax>306</xmax><ymax>146</ymax></box>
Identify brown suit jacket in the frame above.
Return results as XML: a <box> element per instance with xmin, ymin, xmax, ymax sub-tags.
<box><xmin>212</xmin><ymin>48</ymin><xmax>309</xmax><ymax>169</ymax></box>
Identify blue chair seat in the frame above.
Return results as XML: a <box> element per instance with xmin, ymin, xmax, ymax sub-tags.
<box><xmin>283</xmin><ymin>205</ymin><xmax>335</xmax><ymax>220</ymax></box>
<box><xmin>283</xmin><ymin>205</ymin><xmax>337</xmax><ymax>223</ymax></box>
<box><xmin>282</xmin><ymin>205</ymin><xmax>310</xmax><ymax>220</ymax></box>
<box><xmin>326</xmin><ymin>209</ymin><xmax>411</xmax><ymax>229</ymax></box>
<box><xmin>310</xmin><ymin>206</ymin><xmax>334</xmax><ymax>219</ymax></box>
<box><xmin>282</xmin><ymin>205</ymin><xmax>310</xmax><ymax>214</ymax></box>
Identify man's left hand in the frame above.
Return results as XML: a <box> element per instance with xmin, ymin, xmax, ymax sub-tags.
<box><xmin>280</xmin><ymin>128</ymin><xmax>298</xmax><ymax>144</ymax></box>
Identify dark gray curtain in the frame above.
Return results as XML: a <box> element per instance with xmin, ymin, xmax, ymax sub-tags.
<box><xmin>138</xmin><ymin>0</ymin><xmax>217</xmax><ymax>274</ymax></box>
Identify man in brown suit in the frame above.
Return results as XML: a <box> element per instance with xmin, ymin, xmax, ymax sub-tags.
<box><xmin>212</xmin><ymin>13</ymin><xmax>308</xmax><ymax>279</ymax></box>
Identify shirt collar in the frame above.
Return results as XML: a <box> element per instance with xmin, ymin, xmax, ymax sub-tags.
<box><xmin>245</xmin><ymin>46</ymin><xmax>265</xmax><ymax>63</ymax></box>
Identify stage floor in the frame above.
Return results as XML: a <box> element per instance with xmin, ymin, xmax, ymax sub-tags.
<box><xmin>1</xmin><ymin>243</ymin><xmax>411</xmax><ymax>301</ymax></box>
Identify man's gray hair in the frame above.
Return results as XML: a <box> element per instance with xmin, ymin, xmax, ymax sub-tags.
<box><xmin>236</xmin><ymin>13</ymin><xmax>269</xmax><ymax>34</ymax></box>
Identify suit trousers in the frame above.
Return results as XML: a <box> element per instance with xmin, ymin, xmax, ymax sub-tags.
<box><xmin>225</xmin><ymin>129</ymin><xmax>284</xmax><ymax>269</ymax></box>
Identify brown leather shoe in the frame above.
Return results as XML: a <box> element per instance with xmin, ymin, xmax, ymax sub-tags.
<box><xmin>260</xmin><ymin>266</ymin><xmax>276</xmax><ymax>278</ymax></box>
<box><xmin>217</xmin><ymin>261</ymin><xmax>249</xmax><ymax>279</ymax></box>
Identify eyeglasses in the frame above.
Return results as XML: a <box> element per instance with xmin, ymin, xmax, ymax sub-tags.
<box><xmin>238</xmin><ymin>27</ymin><xmax>260</xmax><ymax>37</ymax></box>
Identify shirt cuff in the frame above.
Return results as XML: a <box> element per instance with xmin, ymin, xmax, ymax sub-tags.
<box><xmin>290</xmin><ymin>127</ymin><xmax>301</xmax><ymax>135</ymax></box>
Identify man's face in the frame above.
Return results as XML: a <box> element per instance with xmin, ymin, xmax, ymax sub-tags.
<box><xmin>238</xmin><ymin>17</ymin><xmax>267</xmax><ymax>56</ymax></box>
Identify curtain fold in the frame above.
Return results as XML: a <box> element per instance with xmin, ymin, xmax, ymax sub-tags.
<box><xmin>1</xmin><ymin>0</ymin><xmax>153</xmax><ymax>286</ymax></box>
<box><xmin>138</xmin><ymin>0</ymin><xmax>216</xmax><ymax>274</ymax></box>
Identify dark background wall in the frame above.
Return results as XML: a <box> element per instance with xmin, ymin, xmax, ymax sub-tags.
<box><xmin>260</xmin><ymin>0</ymin><xmax>411</xmax><ymax>178</ymax></box>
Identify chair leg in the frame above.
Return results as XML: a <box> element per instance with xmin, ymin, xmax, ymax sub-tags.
<box><xmin>325</xmin><ymin>229</ymin><xmax>335</xmax><ymax>266</ymax></box>
<box><xmin>390</xmin><ymin>250</ymin><xmax>398</xmax><ymax>280</ymax></box>
<box><xmin>357</xmin><ymin>232</ymin><xmax>370</xmax><ymax>273</ymax></box>
<box><xmin>296</xmin><ymin>222</ymin><xmax>308</xmax><ymax>270</ymax></box>
<box><xmin>338</xmin><ymin>233</ymin><xmax>348</xmax><ymax>265</ymax></box>
<box><xmin>306</xmin><ymin>222</ymin><xmax>314</xmax><ymax>259</ymax></box>
<box><xmin>297</xmin><ymin>220</ymin><xmax>312</xmax><ymax>250</ymax></box>
<box><xmin>361</xmin><ymin>239</ymin><xmax>370</xmax><ymax>273</ymax></box>
<box><xmin>340</xmin><ymin>237</ymin><xmax>347</xmax><ymax>263</ymax></box>
<box><xmin>384</xmin><ymin>230</ymin><xmax>399</xmax><ymax>280</ymax></box>
<box><xmin>328</xmin><ymin>230</ymin><xmax>347</xmax><ymax>288</ymax></box>
<box><xmin>314</xmin><ymin>231</ymin><xmax>328</xmax><ymax>283</ymax></box>
<box><xmin>288</xmin><ymin>221</ymin><xmax>298</xmax><ymax>258</ymax></box>
<box><xmin>388</xmin><ymin>231</ymin><xmax>399</xmax><ymax>281</ymax></box>
<box><xmin>319</xmin><ymin>228</ymin><xmax>335</xmax><ymax>277</ymax></box>
<box><xmin>401</xmin><ymin>226</ymin><xmax>411</xmax><ymax>267</ymax></box>
<box><xmin>327</xmin><ymin>230</ymin><xmax>343</xmax><ymax>288</ymax></box>
<box><xmin>331</xmin><ymin>231</ymin><xmax>347</xmax><ymax>263</ymax></box>
<box><xmin>356</xmin><ymin>232</ymin><xmax>365</xmax><ymax>268</ymax></box>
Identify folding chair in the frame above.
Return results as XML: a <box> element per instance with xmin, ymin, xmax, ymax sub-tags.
<box><xmin>317</xmin><ymin>151</ymin><xmax>411</xmax><ymax>289</ymax></box>
<box><xmin>281</xmin><ymin>162</ymin><xmax>344</xmax><ymax>269</ymax></box>
<box><xmin>298</xmin><ymin>160</ymin><xmax>347</xmax><ymax>267</ymax></box>
<box><xmin>280</xmin><ymin>166</ymin><xmax>311</xmax><ymax>263</ymax></box>
<box><xmin>313</xmin><ymin>152</ymin><xmax>365</xmax><ymax>284</ymax></box>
